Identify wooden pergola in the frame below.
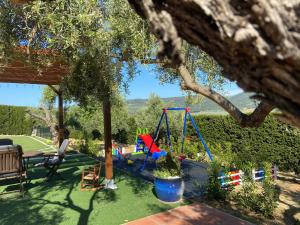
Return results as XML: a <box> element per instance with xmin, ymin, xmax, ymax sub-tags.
<box><xmin>0</xmin><ymin>59</ymin><xmax>69</xmax><ymax>145</ymax></box>
<box><xmin>5</xmin><ymin>0</ymin><xmax>115</xmax><ymax>186</ymax></box>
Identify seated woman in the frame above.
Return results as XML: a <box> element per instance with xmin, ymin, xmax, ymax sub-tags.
<box><xmin>34</xmin><ymin>139</ymin><xmax>69</xmax><ymax>179</ymax></box>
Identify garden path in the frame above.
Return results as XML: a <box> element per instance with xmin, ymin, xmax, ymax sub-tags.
<box><xmin>123</xmin><ymin>203</ymin><xmax>253</xmax><ymax>225</ymax></box>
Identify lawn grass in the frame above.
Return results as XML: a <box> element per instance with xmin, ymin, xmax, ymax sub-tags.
<box><xmin>0</xmin><ymin>154</ymin><xmax>184</xmax><ymax>225</ymax></box>
<box><xmin>0</xmin><ymin>135</ymin><xmax>54</xmax><ymax>152</ymax></box>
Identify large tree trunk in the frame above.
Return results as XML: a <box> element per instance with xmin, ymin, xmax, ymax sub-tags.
<box><xmin>128</xmin><ymin>0</ymin><xmax>300</xmax><ymax>127</ymax></box>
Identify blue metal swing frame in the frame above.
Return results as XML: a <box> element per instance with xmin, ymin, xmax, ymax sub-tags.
<box><xmin>140</xmin><ymin>107</ymin><xmax>213</xmax><ymax>171</ymax></box>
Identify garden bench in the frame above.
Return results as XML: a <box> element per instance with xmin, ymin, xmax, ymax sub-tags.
<box><xmin>0</xmin><ymin>145</ymin><xmax>26</xmax><ymax>197</ymax></box>
<box><xmin>0</xmin><ymin>138</ymin><xmax>13</xmax><ymax>146</ymax></box>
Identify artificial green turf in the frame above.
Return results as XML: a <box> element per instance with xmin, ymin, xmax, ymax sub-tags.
<box><xmin>0</xmin><ymin>154</ymin><xmax>183</xmax><ymax>225</ymax></box>
<box><xmin>0</xmin><ymin>135</ymin><xmax>52</xmax><ymax>152</ymax></box>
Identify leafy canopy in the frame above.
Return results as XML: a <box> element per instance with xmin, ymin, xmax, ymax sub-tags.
<box><xmin>0</xmin><ymin>0</ymin><xmax>225</xmax><ymax>104</ymax></box>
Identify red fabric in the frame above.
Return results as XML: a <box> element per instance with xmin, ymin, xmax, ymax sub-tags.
<box><xmin>139</xmin><ymin>134</ymin><xmax>160</xmax><ymax>153</ymax></box>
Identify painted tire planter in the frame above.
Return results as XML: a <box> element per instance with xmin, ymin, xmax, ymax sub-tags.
<box><xmin>154</xmin><ymin>176</ymin><xmax>184</xmax><ymax>203</ymax></box>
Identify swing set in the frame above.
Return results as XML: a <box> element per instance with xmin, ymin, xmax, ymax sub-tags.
<box><xmin>140</xmin><ymin>107</ymin><xmax>213</xmax><ymax>171</ymax></box>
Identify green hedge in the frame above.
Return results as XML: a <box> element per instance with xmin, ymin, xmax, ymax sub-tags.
<box><xmin>186</xmin><ymin>115</ymin><xmax>300</xmax><ymax>173</ymax></box>
<box><xmin>0</xmin><ymin>105</ymin><xmax>34</xmax><ymax>135</ymax></box>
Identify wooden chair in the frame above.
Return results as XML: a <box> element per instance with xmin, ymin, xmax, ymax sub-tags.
<box><xmin>81</xmin><ymin>162</ymin><xmax>102</xmax><ymax>191</ymax></box>
<box><xmin>0</xmin><ymin>145</ymin><xmax>26</xmax><ymax>197</ymax></box>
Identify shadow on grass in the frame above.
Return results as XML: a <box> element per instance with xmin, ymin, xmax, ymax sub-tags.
<box><xmin>1</xmin><ymin>153</ymin><xmax>188</xmax><ymax>225</ymax></box>
<box><xmin>0</xmin><ymin>156</ymin><xmax>118</xmax><ymax>225</ymax></box>
<box><xmin>113</xmin><ymin>168</ymin><xmax>152</xmax><ymax>197</ymax></box>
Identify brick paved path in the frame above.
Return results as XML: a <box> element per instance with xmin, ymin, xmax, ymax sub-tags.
<box><xmin>124</xmin><ymin>203</ymin><xmax>254</xmax><ymax>225</ymax></box>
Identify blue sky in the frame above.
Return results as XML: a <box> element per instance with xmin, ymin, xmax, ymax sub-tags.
<box><xmin>0</xmin><ymin>65</ymin><xmax>242</xmax><ymax>107</ymax></box>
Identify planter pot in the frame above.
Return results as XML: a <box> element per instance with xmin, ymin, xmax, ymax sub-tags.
<box><xmin>154</xmin><ymin>176</ymin><xmax>184</xmax><ymax>203</ymax></box>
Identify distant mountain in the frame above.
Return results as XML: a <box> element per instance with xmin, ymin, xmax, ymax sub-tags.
<box><xmin>126</xmin><ymin>92</ymin><xmax>258</xmax><ymax>114</ymax></box>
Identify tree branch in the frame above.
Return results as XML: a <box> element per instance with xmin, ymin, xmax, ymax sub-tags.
<box><xmin>178</xmin><ymin>64</ymin><xmax>274</xmax><ymax>127</ymax></box>
<box><xmin>128</xmin><ymin>0</ymin><xmax>300</xmax><ymax>128</ymax></box>
<box><xmin>26</xmin><ymin>109</ymin><xmax>46</xmax><ymax>122</ymax></box>
<box><xmin>48</xmin><ymin>85</ymin><xmax>60</xmax><ymax>95</ymax></box>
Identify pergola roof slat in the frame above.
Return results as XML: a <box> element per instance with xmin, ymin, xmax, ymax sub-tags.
<box><xmin>0</xmin><ymin>60</ymin><xmax>69</xmax><ymax>85</ymax></box>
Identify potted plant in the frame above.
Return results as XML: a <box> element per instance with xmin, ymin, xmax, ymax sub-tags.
<box><xmin>153</xmin><ymin>152</ymin><xmax>184</xmax><ymax>203</ymax></box>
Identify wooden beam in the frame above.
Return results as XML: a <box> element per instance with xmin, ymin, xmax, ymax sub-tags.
<box><xmin>103</xmin><ymin>97</ymin><xmax>113</xmax><ymax>180</ymax></box>
<box><xmin>0</xmin><ymin>79</ymin><xmax>61</xmax><ymax>85</ymax></box>
<box><xmin>58</xmin><ymin>90</ymin><xmax>64</xmax><ymax>146</ymax></box>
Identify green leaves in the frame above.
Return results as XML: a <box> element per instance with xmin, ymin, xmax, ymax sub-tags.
<box><xmin>156</xmin><ymin>42</ymin><xmax>225</xmax><ymax>93</ymax></box>
<box><xmin>154</xmin><ymin>152</ymin><xmax>182</xmax><ymax>178</ymax></box>
<box><xmin>0</xmin><ymin>105</ymin><xmax>34</xmax><ymax>135</ymax></box>
<box><xmin>189</xmin><ymin>114</ymin><xmax>300</xmax><ymax>173</ymax></box>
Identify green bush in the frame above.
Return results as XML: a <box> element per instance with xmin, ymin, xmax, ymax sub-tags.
<box><xmin>187</xmin><ymin>115</ymin><xmax>300</xmax><ymax>173</ymax></box>
<box><xmin>172</xmin><ymin>138</ymin><xmax>205</xmax><ymax>160</ymax></box>
<box><xmin>206</xmin><ymin>160</ymin><xmax>229</xmax><ymax>201</ymax></box>
<box><xmin>0</xmin><ymin>105</ymin><xmax>34</xmax><ymax>135</ymax></box>
<box><xmin>91</xmin><ymin>129</ymin><xmax>102</xmax><ymax>140</ymax></box>
<box><xmin>113</xmin><ymin>129</ymin><xmax>128</xmax><ymax>144</ymax></box>
<box><xmin>154</xmin><ymin>152</ymin><xmax>182</xmax><ymax>178</ymax></box>
<box><xmin>79</xmin><ymin>139</ymin><xmax>102</xmax><ymax>157</ymax></box>
<box><xmin>69</xmin><ymin>129</ymin><xmax>85</xmax><ymax>139</ymax></box>
<box><xmin>233</xmin><ymin>163</ymin><xmax>279</xmax><ymax>218</ymax></box>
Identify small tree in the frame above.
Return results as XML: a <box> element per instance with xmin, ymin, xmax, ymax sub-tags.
<box><xmin>135</xmin><ymin>94</ymin><xmax>164</xmax><ymax>134</ymax></box>
<box><xmin>27</xmin><ymin>86</ymin><xmax>60</xmax><ymax>144</ymax></box>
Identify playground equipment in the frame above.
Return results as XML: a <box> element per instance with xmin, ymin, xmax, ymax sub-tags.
<box><xmin>135</xmin><ymin>128</ymin><xmax>149</xmax><ymax>152</ymax></box>
<box><xmin>140</xmin><ymin>107</ymin><xmax>213</xmax><ymax>171</ymax></box>
<box><xmin>218</xmin><ymin>166</ymin><xmax>278</xmax><ymax>188</ymax></box>
<box><xmin>112</xmin><ymin>143</ymin><xmax>127</xmax><ymax>160</ymax></box>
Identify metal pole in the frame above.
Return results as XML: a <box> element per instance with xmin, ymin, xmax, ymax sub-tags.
<box><xmin>141</xmin><ymin>110</ymin><xmax>165</xmax><ymax>171</ymax></box>
<box><xmin>188</xmin><ymin>112</ymin><xmax>213</xmax><ymax>161</ymax></box>
<box><xmin>166</xmin><ymin>107</ymin><xmax>186</xmax><ymax>111</ymax></box>
<box><xmin>181</xmin><ymin>109</ymin><xmax>188</xmax><ymax>154</ymax></box>
<box><xmin>165</xmin><ymin>111</ymin><xmax>172</xmax><ymax>152</ymax></box>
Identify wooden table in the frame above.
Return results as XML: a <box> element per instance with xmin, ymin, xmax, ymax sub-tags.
<box><xmin>23</xmin><ymin>151</ymin><xmax>44</xmax><ymax>170</ymax></box>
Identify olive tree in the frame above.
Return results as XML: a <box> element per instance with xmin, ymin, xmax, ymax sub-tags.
<box><xmin>128</xmin><ymin>0</ymin><xmax>300</xmax><ymax>127</ymax></box>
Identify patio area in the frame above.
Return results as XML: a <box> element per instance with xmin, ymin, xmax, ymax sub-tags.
<box><xmin>0</xmin><ymin>154</ymin><xmax>183</xmax><ymax>225</ymax></box>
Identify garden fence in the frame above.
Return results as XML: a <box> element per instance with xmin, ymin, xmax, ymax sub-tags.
<box><xmin>218</xmin><ymin>165</ymin><xmax>278</xmax><ymax>188</ymax></box>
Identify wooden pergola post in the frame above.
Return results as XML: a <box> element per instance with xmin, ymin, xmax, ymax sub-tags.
<box><xmin>58</xmin><ymin>90</ymin><xmax>64</xmax><ymax>146</ymax></box>
<box><xmin>103</xmin><ymin>97</ymin><xmax>113</xmax><ymax>180</ymax></box>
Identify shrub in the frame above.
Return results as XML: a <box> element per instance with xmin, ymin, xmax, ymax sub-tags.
<box><xmin>206</xmin><ymin>160</ymin><xmax>229</xmax><ymax>201</ymax></box>
<box><xmin>0</xmin><ymin>105</ymin><xmax>34</xmax><ymax>135</ymax></box>
<box><xmin>112</xmin><ymin>129</ymin><xmax>128</xmax><ymax>144</ymax></box>
<box><xmin>87</xmin><ymin>140</ymin><xmax>102</xmax><ymax>157</ymax></box>
<box><xmin>91</xmin><ymin>129</ymin><xmax>102</xmax><ymax>140</ymax></box>
<box><xmin>69</xmin><ymin>129</ymin><xmax>85</xmax><ymax>139</ymax></box>
<box><xmin>154</xmin><ymin>152</ymin><xmax>182</xmax><ymax>178</ymax></box>
<box><xmin>79</xmin><ymin>139</ymin><xmax>102</xmax><ymax>157</ymax></box>
<box><xmin>233</xmin><ymin>163</ymin><xmax>279</xmax><ymax>218</ymax></box>
<box><xmin>188</xmin><ymin>115</ymin><xmax>300</xmax><ymax>173</ymax></box>
<box><xmin>167</xmin><ymin>136</ymin><xmax>207</xmax><ymax>161</ymax></box>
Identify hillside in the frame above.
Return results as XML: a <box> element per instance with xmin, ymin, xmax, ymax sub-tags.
<box><xmin>127</xmin><ymin>92</ymin><xmax>258</xmax><ymax>114</ymax></box>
